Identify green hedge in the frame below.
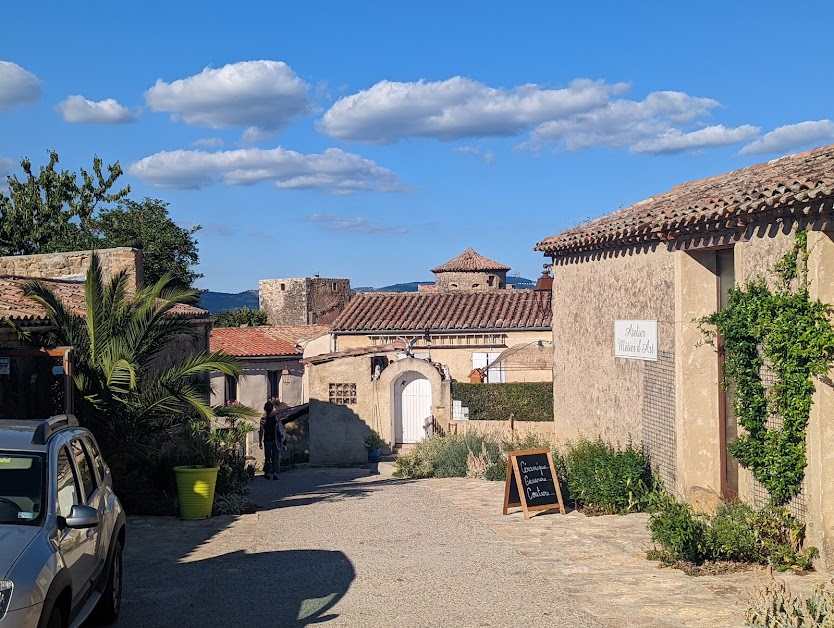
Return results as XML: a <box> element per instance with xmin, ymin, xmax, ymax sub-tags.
<box><xmin>451</xmin><ymin>382</ymin><xmax>553</xmax><ymax>421</ymax></box>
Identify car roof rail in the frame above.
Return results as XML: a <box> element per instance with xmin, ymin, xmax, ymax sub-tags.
<box><xmin>32</xmin><ymin>414</ymin><xmax>80</xmax><ymax>446</ymax></box>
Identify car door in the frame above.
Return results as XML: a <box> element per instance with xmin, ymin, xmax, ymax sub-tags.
<box><xmin>71</xmin><ymin>437</ymin><xmax>108</xmax><ymax>582</ymax></box>
<box><xmin>56</xmin><ymin>444</ymin><xmax>98</xmax><ymax>611</ymax></box>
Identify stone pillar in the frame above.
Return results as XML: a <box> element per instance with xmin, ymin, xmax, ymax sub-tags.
<box><xmin>674</xmin><ymin>249</ymin><xmax>722</xmax><ymax>508</ymax></box>
<box><xmin>805</xmin><ymin>229</ymin><xmax>834</xmax><ymax>567</ymax></box>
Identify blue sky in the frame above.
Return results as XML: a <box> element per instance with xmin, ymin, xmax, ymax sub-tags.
<box><xmin>2</xmin><ymin>1</ymin><xmax>833</xmax><ymax>292</ymax></box>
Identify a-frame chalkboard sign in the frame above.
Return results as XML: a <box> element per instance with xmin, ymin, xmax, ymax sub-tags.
<box><xmin>502</xmin><ymin>448</ymin><xmax>566</xmax><ymax>519</ymax></box>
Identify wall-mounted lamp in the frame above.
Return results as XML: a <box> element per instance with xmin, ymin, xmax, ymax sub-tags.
<box><xmin>533</xmin><ymin>263</ymin><xmax>553</xmax><ymax>317</ymax></box>
<box><xmin>281</xmin><ymin>368</ymin><xmax>291</xmax><ymax>385</ymax></box>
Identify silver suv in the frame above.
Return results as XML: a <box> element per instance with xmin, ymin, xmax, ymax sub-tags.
<box><xmin>0</xmin><ymin>415</ymin><xmax>125</xmax><ymax>627</ymax></box>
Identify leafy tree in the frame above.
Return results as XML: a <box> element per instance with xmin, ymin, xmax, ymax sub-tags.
<box><xmin>0</xmin><ymin>152</ymin><xmax>202</xmax><ymax>288</ymax></box>
<box><xmin>213</xmin><ymin>306</ymin><xmax>269</xmax><ymax>328</ymax></box>
<box><xmin>21</xmin><ymin>253</ymin><xmax>254</xmax><ymax>458</ymax></box>
<box><xmin>0</xmin><ymin>151</ymin><xmax>129</xmax><ymax>255</ymax></box>
<box><xmin>96</xmin><ymin>198</ymin><xmax>202</xmax><ymax>288</ymax></box>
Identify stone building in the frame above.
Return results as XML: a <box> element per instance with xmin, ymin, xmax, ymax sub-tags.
<box><xmin>535</xmin><ymin>143</ymin><xmax>834</xmax><ymax>566</ymax></box>
<box><xmin>302</xmin><ymin>344</ymin><xmax>451</xmax><ymax>465</ymax></box>
<box><xmin>431</xmin><ymin>248</ymin><xmax>510</xmax><ymax>292</ymax></box>
<box><xmin>326</xmin><ymin>248</ymin><xmax>550</xmax><ymax>384</ymax></box>
<box><xmin>0</xmin><ymin>248</ymin><xmax>210</xmax><ymax>416</ymax></box>
<box><xmin>0</xmin><ymin>247</ymin><xmax>144</xmax><ymax>290</ymax></box>
<box><xmin>259</xmin><ymin>277</ymin><xmax>351</xmax><ymax>325</ymax></box>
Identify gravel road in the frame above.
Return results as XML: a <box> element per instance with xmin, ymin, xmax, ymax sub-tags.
<box><xmin>106</xmin><ymin>466</ymin><xmax>601</xmax><ymax>628</ymax></box>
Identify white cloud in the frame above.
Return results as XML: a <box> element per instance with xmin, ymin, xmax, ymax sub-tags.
<box><xmin>631</xmin><ymin>124</ymin><xmax>760</xmax><ymax>154</ymax></box>
<box><xmin>318</xmin><ymin>77</ymin><xmax>755</xmax><ymax>155</ymax></box>
<box><xmin>318</xmin><ymin>77</ymin><xmax>625</xmax><ymax>143</ymax></box>
<box><xmin>526</xmin><ymin>91</ymin><xmax>728</xmax><ymax>152</ymax></box>
<box><xmin>307</xmin><ymin>214</ymin><xmax>408</xmax><ymax>234</ymax></box>
<box><xmin>521</xmin><ymin>92</ymin><xmax>759</xmax><ymax>154</ymax></box>
<box><xmin>739</xmin><ymin>120</ymin><xmax>834</xmax><ymax>156</ymax></box>
<box><xmin>455</xmin><ymin>145</ymin><xmax>496</xmax><ymax>165</ymax></box>
<box><xmin>0</xmin><ymin>61</ymin><xmax>41</xmax><ymax>111</ymax></box>
<box><xmin>192</xmin><ymin>137</ymin><xmax>224</xmax><ymax>148</ymax></box>
<box><xmin>128</xmin><ymin>147</ymin><xmax>406</xmax><ymax>194</ymax></box>
<box><xmin>55</xmin><ymin>95</ymin><xmax>136</xmax><ymax>123</ymax></box>
<box><xmin>145</xmin><ymin>60</ymin><xmax>313</xmax><ymax>139</ymax></box>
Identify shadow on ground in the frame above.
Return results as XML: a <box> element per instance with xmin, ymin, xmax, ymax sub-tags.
<box><xmin>92</xmin><ymin>547</ymin><xmax>355</xmax><ymax>628</ymax></box>
<box><xmin>250</xmin><ymin>466</ymin><xmax>414</xmax><ymax>512</ymax></box>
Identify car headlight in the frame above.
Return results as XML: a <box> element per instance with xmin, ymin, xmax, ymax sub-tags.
<box><xmin>0</xmin><ymin>581</ymin><xmax>12</xmax><ymax>619</ymax></box>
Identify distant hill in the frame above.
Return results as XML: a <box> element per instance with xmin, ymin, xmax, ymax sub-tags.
<box><xmin>201</xmin><ymin>276</ymin><xmax>535</xmax><ymax>312</ymax></box>
<box><xmin>199</xmin><ymin>290</ymin><xmax>258</xmax><ymax>314</ymax></box>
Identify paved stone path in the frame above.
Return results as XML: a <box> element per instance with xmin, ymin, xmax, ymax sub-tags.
<box><xmin>103</xmin><ymin>465</ymin><xmax>831</xmax><ymax>628</ymax></box>
<box><xmin>423</xmin><ymin>470</ymin><xmax>833</xmax><ymax>627</ymax></box>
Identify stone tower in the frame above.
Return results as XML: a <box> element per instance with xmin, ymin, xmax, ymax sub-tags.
<box><xmin>430</xmin><ymin>248</ymin><xmax>511</xmax><ymax>292</ymax></box>
<box><xmin>259</xmin><ymin>277</ymin><xmax>351</xmax><ymax>325</ymax></box>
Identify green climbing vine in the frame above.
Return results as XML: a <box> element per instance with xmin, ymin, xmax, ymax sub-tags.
<box><xmin>701</xmin><ymin>229</ymin><xmax>834</xmax><ymax>505</ymax></box>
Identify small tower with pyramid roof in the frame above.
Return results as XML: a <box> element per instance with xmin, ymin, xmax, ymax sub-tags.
<box><xmin>430</xmin><ymin>248</ymin><xmax>511</xmax><ymax>293</ymax></box>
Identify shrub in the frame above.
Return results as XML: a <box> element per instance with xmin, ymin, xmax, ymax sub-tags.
<box><xmin>648</xmin><ymin>495</ymin><xmax>708</xmax><ymax>563</ymax></box>
<box><xmin>747</xmin><ymin>575</ymin><xmax>834</xmax><ymax>626</ymax></box>
<box><xmin>451</xmin><ymin>382</ymin><xmax>553</xmax><ymax>421</ymax></box>
<box><xmin>649</xmin><ymin>497</ymin><xmax>818</xmax><ymax>571</ymax></box>
<box><xmin>394</xmin><ymin>433</ymin><xmax>502</xmax><ymax>479</ymax></box>
<box><xmin>564</xmin><ymin>438</ymin><xmax>656</xmax><ymax>514</ymax></box>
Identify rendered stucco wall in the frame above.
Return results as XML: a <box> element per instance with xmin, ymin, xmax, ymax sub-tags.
<box><xmin>333</xmin><ymin>330</ymin><xmax>550</xmax><ymax>382</ymax></box>
<box><xmin>209</xmin><ymin>357</ymin><xmax>303</xmax><ymax>409</ymax></box>
<box><xmin>307</xmin><ymin>355</ymin><xmax>449</xmax><ymax>465</ymax></box>
<box><xmin>548</xmin><ymin>220</ymin><xmax>834</xmax><ymax>566</ymax></box>
<box><xmin>551</xmin><ymin>244</ymin><xmax>676</xmax><ymax>449</ymax></box>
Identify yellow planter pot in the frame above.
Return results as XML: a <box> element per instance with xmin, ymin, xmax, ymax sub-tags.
<box><xmin>174</xmin><ymin>466</ymin><xmax>219</xmax><ymax>520</ymax></box>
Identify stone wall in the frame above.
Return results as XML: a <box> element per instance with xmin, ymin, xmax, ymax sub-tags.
<box><xmin>435</xmin><ymin>270</ymin><xmax>507</xmax><ymax>292</ymax></box>
<box><xmin>260</xmin><ymin>277</ymin><xmax>351</xmax><ymax>325</ymax></box>
<box><xmin>0</xmin><ymin>248</ymin><xmax>144</xmax><ymax>290</ymax></box>
<box><xmin>449</xmin><ymin>419</ymin><xmax>555</xmax><ymax>442</ymax></box>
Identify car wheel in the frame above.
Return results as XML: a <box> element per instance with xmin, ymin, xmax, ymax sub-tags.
<box><xmin>91</xmin><ymin>538</ymin><xmax>123</xmax><ymax>624</ymax></box>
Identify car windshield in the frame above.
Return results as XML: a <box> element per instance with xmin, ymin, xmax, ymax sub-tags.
<box><xmin>0</xmin><ymin>452</ymin><xmax>45</xmax><ymax>525</ymax></box>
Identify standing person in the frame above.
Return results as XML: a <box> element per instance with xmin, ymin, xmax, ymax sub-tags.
<box><xmin>274</xmin><ymin>411</ymin><xmax>288</xmax><ymax>478</ymax></box>
<box><xmin>259</xmin><ymin>401</ymin><xmax>278</xmax><ymax>480</ymax></box>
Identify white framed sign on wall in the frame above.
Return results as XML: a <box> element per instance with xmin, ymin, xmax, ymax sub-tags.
<box><xmin>614</xmin><ymin>320</ymin><xmax>658</xmax><ymax>361</ymax></box>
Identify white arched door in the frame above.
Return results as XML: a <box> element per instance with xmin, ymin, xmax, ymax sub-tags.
<box><xmin>394</xmin><ymin>372</ymin><xmax>432</xmax><ymax>445</ymax></box>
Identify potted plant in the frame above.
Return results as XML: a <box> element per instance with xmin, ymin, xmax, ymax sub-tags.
<box><xmin>365</xmin><ymin>429</ymin><xmax>384</xmax><ymax>473</ymax></box>
<box><xmin>173</xmin><ymin>416</ymin><xmax>252</xmax><ymax>520</ymax></box>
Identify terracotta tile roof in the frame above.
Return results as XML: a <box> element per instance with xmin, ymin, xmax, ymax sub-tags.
<box><xmin>258</xmin><ymin>324</ymin><xmax>330</xmax><ymax>346</ymax></box>
<box><xmin>210</xmin><ymin>326</ymin><xmax>305</xmax><ymax>357</ymax></box>
<box><xmin>0</xmin><ymin>276</ymin><xmax>208</xmax><ymax>324</ymax></box>
<box><xmin>431</xmin><ymin>248</ymin><xmax>511</xmax><ymax>273</ymax></box>
<box><xmin>301</xmin><ymin>341</ymin><xmax>406</xmax><ymax>365</ymax></box>
<box><xmin>535</xmin><ymin>143</ymin><xmax>834</xmax><ymax>255</ymax></box>
<box><xmin>331</xmin><ymin>290</ymin><xmax>550</xmax><ymax>332</ymax></box>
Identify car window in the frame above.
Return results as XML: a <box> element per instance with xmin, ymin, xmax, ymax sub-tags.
<box><xmin>0</xmin><ymin>452</ymin><xmax>44</xmax><ymax>525</ymax></box>
<box><xmin>71</xmin><ymin>438</ymin><xmax>97</xmax><ymax>500</ymax></box>
<box><xmin>83</xmin><ymin>435</ymin><xmax>106</xmax><ymax>482</ymax></box>
<box><xmin>56</xmin><ymin>447</ymin><xmax>81</xmax><ymax>519</ymax></box>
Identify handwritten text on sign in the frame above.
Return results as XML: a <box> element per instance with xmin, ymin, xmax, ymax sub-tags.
<box><xmin>614</xmin><ymin>320</ymin><xmax>657</xmax><ymax>361</ymax></box>
<box><xmin>520</xmin><ymin>459</ymin><xmax>553</xmax><ymax>501</ymax></box>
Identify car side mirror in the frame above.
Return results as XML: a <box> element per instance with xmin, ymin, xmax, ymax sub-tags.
<box><xmin>63</xmin><ymin>505</ymin><xmax>99</xmax><ymax>529</ymax></box>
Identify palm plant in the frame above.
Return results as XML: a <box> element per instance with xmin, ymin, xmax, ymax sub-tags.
<box><xmin>21</xmin><ymin>252</ymin><xmax>255</xmax><ymax>457</ymax></box>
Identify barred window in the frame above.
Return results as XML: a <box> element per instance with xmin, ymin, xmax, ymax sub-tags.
<box><xmin>329</xmin><ymin>383</ymin><xmax>357</xmax><ymax>405</ymax></box>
